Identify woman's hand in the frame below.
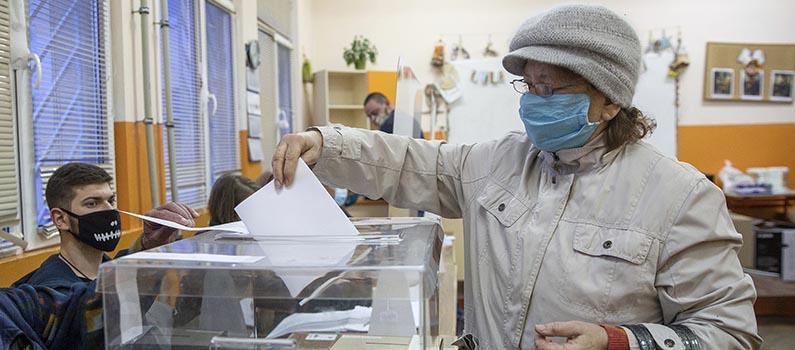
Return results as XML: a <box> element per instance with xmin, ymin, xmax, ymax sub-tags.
<box><xmin>534</xmin><ymin>321</ymin><xmax>608</xmax><ymax>350</ymax></box>
<box><xmin>272</xmin><ymin>130</ymin><xmax>323</xmax><ymax>188</ymax></box>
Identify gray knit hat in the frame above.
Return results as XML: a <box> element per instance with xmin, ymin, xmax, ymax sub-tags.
<box><xmin>502</xmin><ymin>5</ymin><xmax>642</xmax><ymax>107</ymax></box>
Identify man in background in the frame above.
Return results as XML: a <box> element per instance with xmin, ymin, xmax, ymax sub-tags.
<box><xmin>363</xmin><ymin>92</ymin><xmax>424</xmax><ymax>139</ymax></box>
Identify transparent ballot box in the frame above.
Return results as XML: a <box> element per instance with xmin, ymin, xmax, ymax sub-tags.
<box><xmin>99</xmin><ymin>217</ymin><xmax>444</xmax><ymax>349</ymax></box>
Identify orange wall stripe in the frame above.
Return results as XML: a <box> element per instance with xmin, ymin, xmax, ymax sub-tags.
<box><xmin>114</xmin><ymin>121</ymin><xmax>143</xmax><ymax>231</ymax></box>
<box><xmin>239</xmin><ymin>130</ymin><xmax>263</xmax><ymax>180</ymax></box>
<box><xmin>678</xmin><ymin>123</ymin><xmax>795</xmax><ymax>186</ymax></box>
<box><xmin>155</xmin><ymin>124</ymin><xmax>167</xmax><ymax>205</ymax></box>
<box><xmin>367</xmin><ymin>71</ymin><xmax>398</xmax><ymax>104</ymax></box>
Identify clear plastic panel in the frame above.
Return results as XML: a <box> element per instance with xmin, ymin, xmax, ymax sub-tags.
<box><xmin>101</xmin><ymin>218</ymin><xmax>442</xmax><ymax>349</ymax></box>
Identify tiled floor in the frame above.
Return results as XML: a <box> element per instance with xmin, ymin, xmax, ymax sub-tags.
<box><xmin>758</xmin><ymin>317</ymin><xmax>795</xmax><ymax>349</ymax></box>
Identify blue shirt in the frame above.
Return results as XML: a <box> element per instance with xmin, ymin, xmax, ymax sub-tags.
<box><xmin>378</xmin><ymin>112</ymin><xmax>425</xmax><ymax>139</ymax></box>
<box><xmin>13</xmin><ymin>255</ymin><xmax>92</xmax><ymax>292</ymax></box>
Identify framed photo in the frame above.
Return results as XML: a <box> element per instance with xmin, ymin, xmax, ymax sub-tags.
<box><xmin>710</xmin><ymin>68</ymin><xmax>734</xmax><ymax>99</ymax></box>
<box><xmin>770</xmin><ymin>70</ymin><xmax>794</xmax><ymax>102</ymax></box>
<box><xmin>740</xmin><ymin>70</ymin><xmax>764</xmax><ymax>100</ymax></box>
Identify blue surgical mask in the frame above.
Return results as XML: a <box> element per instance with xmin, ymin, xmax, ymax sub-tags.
<box><xmin>519</xmin><ymin>92</ymin><xmax>599</xmax><ymax>152</ymax></box>
<box><xmin>333</xmin><ymin>188</ymin><xmax>349</xmax><ymax>206</ymax></box>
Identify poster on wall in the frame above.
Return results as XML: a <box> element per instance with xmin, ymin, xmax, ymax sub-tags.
<box><xmin>770</xmin><ymin>70</ymin><xmax>794</xmax><ymax>102</ymax></box>
<box><xmin>740</xmin><ymin>70</ymin><xmax>764</xmax><ymax>101</ymax></box>
<box><xmin>710</xmin><ymin>68</ymin><xmax>734</xmax><ymax>99</ymax></box>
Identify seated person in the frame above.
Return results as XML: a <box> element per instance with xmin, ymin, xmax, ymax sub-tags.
<box><xmin>14</xmin><ymin>162</ymin><xmax>198</xmax><ymax>291</ymax></box>
<box><xmin>363</xmin><ymin>92</ymin><xmax>424</xmax><ymax>138</ymax></box>
<box><xmin>207</xmin><ymin>174</ymin><xmax>261</xmax><ymax>225</ymax></box>
<box><xmin>255</xmin><ymin>170</ymin><xmax>274</xmax><ymax>187</ymax></box>
<box><xmin>2</xmin><ymin>163</ymin><xmax>197</xmax><ymax>349</ymax></box>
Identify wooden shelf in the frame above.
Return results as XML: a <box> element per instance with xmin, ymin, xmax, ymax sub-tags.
<box><xmin>327</xmin><ymin>70</ymin><xmax>367</xmax><ymax>76</ymax></box>
<box><xmin>329</xmin><ymin>104</ymin><xmax>364</xmax><ymax>110</ymax></box>
<box><xmin>313</xmin><ymin>70</ymin><xmax>397</xmax><ymax>129</ymax></box>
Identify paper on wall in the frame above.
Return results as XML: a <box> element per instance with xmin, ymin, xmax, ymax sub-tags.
<box><xmin>248</xmin><ymin>137</ymin><xmax>264</xmax><ymax>162</ymax></box>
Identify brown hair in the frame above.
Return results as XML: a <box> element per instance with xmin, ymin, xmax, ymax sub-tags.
<box><xmin>604</xmin><ymin>106</ymin><xmax>657</xmax><ymax>151</ymax></box>
<box><xmin>46</xmin><ymin>163</ymin><xmax>113</xmax><ymax>211</ymax></box>
<box><xmin>208</xmin><ymin>174</ymin><xmax>260</xmax><ymax>225</ymax></box>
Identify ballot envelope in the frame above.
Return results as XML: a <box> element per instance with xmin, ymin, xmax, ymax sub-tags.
<box><xmin>99</xmin><ymin>217</ymin><xmax>444</xmax><ymax>350</ymax></box>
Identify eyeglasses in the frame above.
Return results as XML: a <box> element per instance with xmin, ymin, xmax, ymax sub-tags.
<box><xmin>509</xmin><ymin>79</ymin><xmax>587</xmax><ymax>97</ymax></box>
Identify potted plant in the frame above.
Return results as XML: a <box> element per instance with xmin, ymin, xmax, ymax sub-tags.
<box><xmin>343</xmin><ymin>36</ymin><xmax>377</xmax><ymax>70</ymax></box>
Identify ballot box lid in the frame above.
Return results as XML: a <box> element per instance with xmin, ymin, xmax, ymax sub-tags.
<box><xmin>98</xmin><ymin>217</ymin><xmax>443</xmax><ymax>299</ymax></box>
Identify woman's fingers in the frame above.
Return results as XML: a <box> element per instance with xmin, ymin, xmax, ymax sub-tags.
<box><xmin>272</xmin><ymin>131</ymin><xmax>324</xmax><ymax>188</ymax></box>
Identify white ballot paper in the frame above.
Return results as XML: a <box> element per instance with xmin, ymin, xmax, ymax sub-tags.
<box><xmin>234</xmin><ymin>158</ymin><xmax>357</xmax><ymax>236</ymax></box>
<box><xmin>235</xmin><ymin>158</ymin><xmax>359</xmax><ymax>297</ymax></box>
<box><xmin>120</xmin><ymin>210</ymin><xmax>250</xmax><ymax>234</ymax></box>
<box><xmin>120</xmin><ymin>159</ymin><xmax>358</xmax><ymax>297</ymax></box>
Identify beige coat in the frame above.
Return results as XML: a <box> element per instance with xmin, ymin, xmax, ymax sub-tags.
<box><xmin>312</xmin><ymin>125</ymin><xmax>761</xmax><ymax>349</ymax></box>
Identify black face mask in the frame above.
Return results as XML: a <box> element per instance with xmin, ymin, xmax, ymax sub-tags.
<box><xmin>59</xmin><ymin>208</ymin><xmax>122</xmax><ymax>252</ymax></box>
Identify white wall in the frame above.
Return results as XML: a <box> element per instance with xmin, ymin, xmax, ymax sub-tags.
<box><xmin>304</xmin><ymin>0</ymin><xmax>795</xmax><ymax>126</ymax></box>
<box><xmin>235</xmin><ymin>0</ymin><xmax>259</xmax><ymax>132</ymax></box>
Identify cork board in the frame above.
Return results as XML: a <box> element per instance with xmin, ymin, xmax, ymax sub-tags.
<box><xmin>703</xmin><ymin>42</ymin><xmax>795</xmax><ymax>103</ymax></box>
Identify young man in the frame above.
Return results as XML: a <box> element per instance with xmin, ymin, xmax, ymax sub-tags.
<box><xmin>14</xmin><ymin>162</ymin><xmax>198</xmax><ymax>291</ymax></box>
<box><xmin>2</xmin><ymin>163</ymin><xmax>198</xmax><ymax>349</ymax></box>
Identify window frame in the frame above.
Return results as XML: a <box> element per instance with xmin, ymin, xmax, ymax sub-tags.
<box><xmin>258</xmin><ymin>23</ymin><xmax>298</xmax><ymax>143</ymax></box>
<box><xmin>202</xmin><ymin>0</ymin><xmax>241</xmax><ymax>184</ymax></box>
<box><xmin>11</xmin><ymin>0</ymin><xmax>115</xmax><ymax>250</ymax></box>
<box><xmin>162</xmin><ymin>0</ymin><xmax>241</xmax><ymax>209</ymax></box>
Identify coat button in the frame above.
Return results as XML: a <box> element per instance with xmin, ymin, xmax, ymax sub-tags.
<box><xmin>664</xmin><ymin>339</ymin><xmax>675</xmax><ymax>347</ymax></box>
<box><xmin>498</xmin><ymin>203</ymin><xmax>506</xmax><ymax>212</ymax></box>
<box><xmin>602</xmin><ymin>240</ymin><xmax>613</xmax><ymax>249</ymax></box>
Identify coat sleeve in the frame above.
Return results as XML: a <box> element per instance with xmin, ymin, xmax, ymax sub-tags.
<box><xmin>311</xmin><ymin>125</ymin><xmax>487</xmax><ymax>218</ymax></box>
<box><xmin>633</xmin><ymin>178</ymin><xmax>762</xmax><ymax>349</ymax></box>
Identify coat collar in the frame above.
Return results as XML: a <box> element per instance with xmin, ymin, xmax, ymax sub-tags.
<box><xmin>537</xmin><ymin>131</ymin><xmax>621</xmax><ymax>176</ymax></box>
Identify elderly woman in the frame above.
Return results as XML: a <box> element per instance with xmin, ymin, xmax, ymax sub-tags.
<box><xmin>272</xmin><ymin>5</ymin><xmax>760</xmax><ymax>350</ymax></box>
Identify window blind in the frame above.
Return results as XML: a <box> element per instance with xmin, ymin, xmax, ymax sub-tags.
<box><xmin>276</xmin><ymin>43</ymin><xmax>293</xmax><ymax>138</ymax></box>
<box><xmin>163</xmin><ymin>0</ymin><xmax>207</xmax><ymax>208</ymax></box>
<box><xmin>0</xmin><ymin>0</ymin><xmax>20</xmax><ymax>255</ymax></box>
<box><xmin>28</xmin><ymin>0</ymin><xmax>113</xmax><ymax>233</ymax></box>
<box><xmin>0</xmin><ymin>0</ymin><xmax>18</xmax><ymax>228</ymax></box>
<box><xmin>205</xmin><ymin>1</ymin><xmax>238</xmax><ymax>182</ymax></box>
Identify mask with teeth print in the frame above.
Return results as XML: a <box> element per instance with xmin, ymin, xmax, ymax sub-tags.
<box><xmin>58</xmin><ymin>208</ymin><xmax>122</xmax><ymax>252</ymax></box>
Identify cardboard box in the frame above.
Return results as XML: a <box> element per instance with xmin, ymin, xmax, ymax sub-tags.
<box><xmin>730</xmin><ymin>212</ymin><xmax>756</xmax><ymax>268</ymax></box>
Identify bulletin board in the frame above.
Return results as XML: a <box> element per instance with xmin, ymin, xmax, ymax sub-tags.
<box><xmin>703</xmin><ymin>42</ymin><xmax>795</xmax><ymax>103</ymax></box>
